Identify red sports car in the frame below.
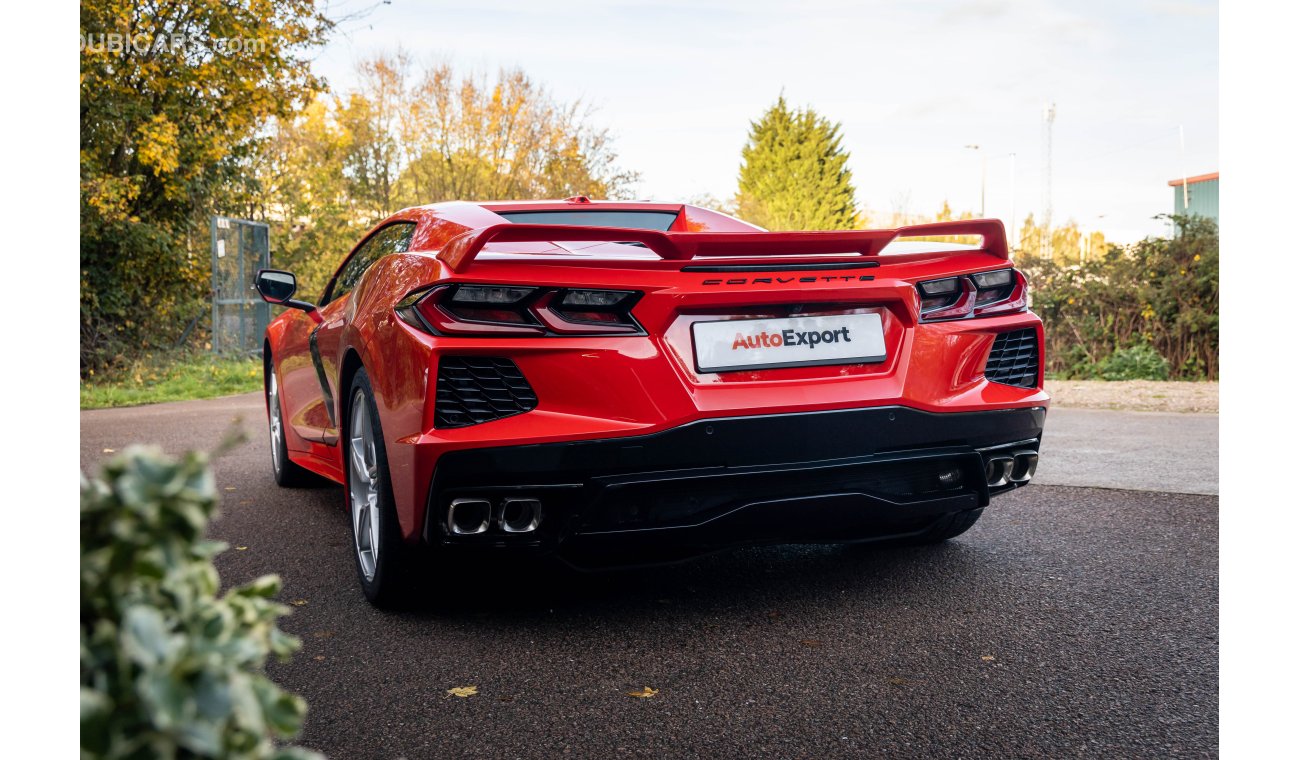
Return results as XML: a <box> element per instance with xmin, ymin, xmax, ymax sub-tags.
<box><xmin>256</xmin><ymin>198</ymin><xmax>1047</xmax><ymax>605</ymax></box>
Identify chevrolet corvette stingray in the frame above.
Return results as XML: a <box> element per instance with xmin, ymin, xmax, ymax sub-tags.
<box><xmin>255</xmin><ymin>198</ymin><xmax>1048</xmax><ymax>605</ymax></box>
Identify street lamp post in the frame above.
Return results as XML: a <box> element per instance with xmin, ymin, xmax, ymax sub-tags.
<box><xmin>965</xmin><ymin>144</ymin><xmax>986</xmax><ymax>217</ymax></box>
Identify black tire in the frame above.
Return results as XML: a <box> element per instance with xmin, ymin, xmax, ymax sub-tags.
<box><xmin>265</xmin><ymin>354</ymin><xmax>319</xmax><ymax>488</ymax></box>
<box><xmin>345</xmin><ymin>368</ymin><xmax>421</xmax><ymax>607</ymax></box>
<box><xmin>908</xmin><ymin>508</ymin><xmax>985</xmax><ymax>545</ymax></box>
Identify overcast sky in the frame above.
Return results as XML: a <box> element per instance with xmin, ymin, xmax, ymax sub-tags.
<box><xmin>314</xmin><ymin>0</ymin><xmax>1217</xmax><ymax>242</ymax></box>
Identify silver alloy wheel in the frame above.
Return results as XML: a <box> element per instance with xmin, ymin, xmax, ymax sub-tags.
<box><xmin>349</xmin><ymin>389</ymin><xmax>382</xmax><ymax>581</ymax></box>
<box><xmin>268</xmin><ymin>369</ymin><xmax>283</xmax><ymax>473</ymax></box>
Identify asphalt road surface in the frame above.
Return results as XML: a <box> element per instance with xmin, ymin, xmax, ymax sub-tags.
<box><xmin>81</xmin><ymin>395</ymin><xmax>1218</xmax><ymax>758</ymax></box>
<box><xmin>1035</xmin><ymin>408</ymin><xmax>1218</xmax><ymax>495</ymax></box>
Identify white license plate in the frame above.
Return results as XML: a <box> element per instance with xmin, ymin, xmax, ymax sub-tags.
<box><xmin>691</xmin><ymin>313</ymin><xmax>887</xmax><ymax>373</ymax></box>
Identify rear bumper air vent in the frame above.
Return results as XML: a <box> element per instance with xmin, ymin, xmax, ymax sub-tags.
<box><xmin>984</xmin><ymin>328</ymin><xmax>1039</xmax><ymax>388</ymax></box>
<box><xmin>435</xmin><ymin>356</ymin><xmax>538</xmax><ymax>428</ymax></box>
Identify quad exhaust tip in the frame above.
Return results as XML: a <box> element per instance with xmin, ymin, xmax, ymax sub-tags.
<box><xmin>447</xmin><ymin>498</ymin><xmax>491</xmax><ymax>535</ymax></box>
<box><xmin>500</xmin><ymin>497</ymin><xmax>542</xmax><ymax>533</ymax></box>
<box><xmin>447</xmin><ymin>496</ymin><xmax>543</xmax><ymax>535</ymax></box>
<box><xmin>985</xmin><ymin>451</ymin><xmax>1038</xmax><ymax>487</ymax></box>
<box><xmin>985</xmin><ymin>457</ymin><xmax>1014</xmax><ymax>487</ymax></box>
<box><xmin>1009</xmin><ymin>451</ymin><xmax>1038</xmax><ymax>483</ymax></box>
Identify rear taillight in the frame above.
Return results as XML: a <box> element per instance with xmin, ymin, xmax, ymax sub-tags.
<box><xmin>918</xmin><ymin>277</ymin><xmax>975</xmax><ymax>321</ymax></box>
<box><xmin>917</xmin><ymin>268</ymin><xmax>1027</xmax><ymax>322</ymax></box>
<box><xmin>396</xmin><ymin>284</ymin><xmax>643</xmax><ymax>337</ymax></box>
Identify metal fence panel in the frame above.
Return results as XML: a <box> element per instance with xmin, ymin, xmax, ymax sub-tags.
<box><xmin>211</xmin><ymin>216</ymin><xmax>271</xmax><ymax>355</ymax></box>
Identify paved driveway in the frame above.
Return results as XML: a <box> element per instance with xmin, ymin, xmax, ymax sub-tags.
<box><xmin>80</xmin><ymin>395</ymin><xmax>1219</xmax><ymax>758</ymax></box>
<box><xmin>1036</xmin><ymin>408</ymin><xmax>1218</xmax><ymax>495</ymax></box>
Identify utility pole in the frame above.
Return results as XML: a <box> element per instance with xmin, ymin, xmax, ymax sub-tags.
<box><xmin>965</xmin><ymin>144</ymin><xmax>986</xmax><ymax>217</ymax></box>
<box><xmin>1041</xmin><ymin>102</ymin><xmax>1056</xmax><ymax>259</ymax></box>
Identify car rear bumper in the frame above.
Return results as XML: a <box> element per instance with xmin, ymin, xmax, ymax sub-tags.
<box><xmin>421</xmin><ymin>405</ymin><xmax>1045</xmax><ymax>566</ymax></box>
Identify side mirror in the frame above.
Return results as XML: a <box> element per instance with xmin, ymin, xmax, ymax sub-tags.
<box><xmin>254</xmin><ymin>269</ymin><xmax>320</xmax><ymax>321</ymax></box>
<box><xmin>255</xmin><ymin>269</ymin><xmax>297</xmax><ymax>303</ymax></box>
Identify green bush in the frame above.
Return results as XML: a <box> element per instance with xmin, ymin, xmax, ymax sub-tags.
<box><xmin>80</xmin><ymin>445</ymin><xmax>319</xmax><ymax>760</ymax></box>
<box><xmin>80</xmin><ymin>214</ymin><xmax>210</xmax><ymax>377</ymax></box>
<box><xmin>1020</xmin><ymin>215</ymin><xmax>1218</xmax><ymax>380</ymax></box>
<box><xmin>1098</xmin><ymin>343</ymin><xmax>1171</xmax><ymax>381</ymax></box>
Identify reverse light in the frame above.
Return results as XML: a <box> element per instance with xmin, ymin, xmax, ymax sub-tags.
<box><xmin>450</xmin><ymin>285</ymin><xmax>535</xmax><ymax>305</ymax></box>
<box><xmin>558</xmin><ymin>289</ymin><xmax>632</xmax><ymax>308</ymax></box>
<box><xmin>919</xmin><ymin>278</ymin><xmax>962</xmax><ymax>296</ymax></box>
<box><xmin>971</xmin><ymin>269</ymin><xmax>1012</xmax><ymax>293</ymax></box>
<box><xmin>917</xmin><ymin>268</ymin><xmax>1027</xmax><ymax>322</ymax></box>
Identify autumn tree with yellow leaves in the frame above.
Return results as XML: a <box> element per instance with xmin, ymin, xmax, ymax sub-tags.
<box><xmin>250</xmin><ymin>52</ymin><xmax>639</xmax><ymax>298</ymax></box>
<box><xmin>80</xmin><ymin>5</ymin><xmax>637</xmax><ymax>371</ymax></box>
<box><xmin>80</xmin><ymin>0</ymin><xmax>331</xmax><ymax>373</ymax></box>
<box><xmin>1016</xmin><ymin>214</ymin><xmax>1110</xmax><ymax>266</ymax></box>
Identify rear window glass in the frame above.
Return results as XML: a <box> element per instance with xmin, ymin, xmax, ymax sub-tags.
<box><xmin>498</xmin><ymin>210</ymin><xmax>678</xmax><ymax>231</ymax></box>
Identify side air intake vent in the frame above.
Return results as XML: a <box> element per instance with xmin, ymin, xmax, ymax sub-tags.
<box><xmin>435</xmin><ymin>357</ymin><xmax>538</xmax><ymax>428</ymax></box>
<box><xmin>984</xmin><ymin>329</ymin><xmax>1039</xmax><ymax>388</ymax></box>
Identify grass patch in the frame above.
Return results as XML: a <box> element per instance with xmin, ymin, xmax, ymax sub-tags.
<box><xmin>81</xmin><ymin>353</ymin><xmax>263</xmax><ymax>409</ymax></box>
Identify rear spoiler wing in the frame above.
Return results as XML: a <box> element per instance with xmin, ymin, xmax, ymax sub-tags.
<box><xmin>437</xmin><ymin>219</ymin><xmax>1008</xmax><ymax>273</ymax></box>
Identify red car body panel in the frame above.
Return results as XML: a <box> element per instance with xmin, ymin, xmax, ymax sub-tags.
<box><xmin>264</xmin><ymin>200</ymin><xmax>1048</xmax><ymax>547</ymax></box>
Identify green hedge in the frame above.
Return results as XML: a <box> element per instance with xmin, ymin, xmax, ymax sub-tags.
<box><xmin>1020</xmin><ymin>215</ymin><xmax>1218</xmax><ymax>380</ymax></box>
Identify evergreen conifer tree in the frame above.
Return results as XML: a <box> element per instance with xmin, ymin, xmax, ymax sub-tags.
<box><xmin>736</xmin><ymin>96</ymin><xmax>858</xmax><ymax>230</ymax></box>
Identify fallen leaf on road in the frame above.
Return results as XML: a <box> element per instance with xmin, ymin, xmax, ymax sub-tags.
<box><xmin>312</xmin><ymin>630</ymin><xmax>335</xmax><ymax>639</ymax></box>
<box><xmin>800</xmin><ymin>639</ymin><xmax>823</xmax><ymax>648</ymax></box>
<box><xmin>235</xmin><ymin>546</ymin><xmax>248</xmax><ymax>551</ymax></box>
<box><xmin>313</xmin><ymin>655</ymin><xmax>326</xmax><ymax>661</ymax></box>
<box><xmin>446</xmin><ymin>686</ymin><xmax>478</xmax><ymax>698</ymax></box>
<box><xmin>291</xmin><ymin>599</ymin><xmax>308</xmax><ymax>606</ymax></box>
<box><xmin>102</xmin><ymin>448</ymin><xmax>115</xmax><ymax>453</ymax></box>
<box><xmin>981</xmin><ymin>655</ymin><xmax>995</xmax><ymax>662</ymax></box>
<box><xmin>626</xmin><ymin>687</ymin><xmax>659</xmax><ymax>698</ymax></box>
<box><xmin>224</xmin><ymin>486</ymin><xmax>237</xmax><ymax>492</ymax></box>
<box><xmin>888</xmin><ymin>677</ymin><xmax>910</xmax><ymax>686</ymax></box>
<box><xmin>499</xmin><ymin>696</ymin><xmax>514</xmax><ymax>702</ymax></box>
<box><xmin>767</xmin><ymin>610</ymin><xmax>783</xmax><ymax>621</ymax></box>
<box><xmin>239</xmin><ymin>499</ymin><xmax>252</xmax><ymax>506</ymax></box>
